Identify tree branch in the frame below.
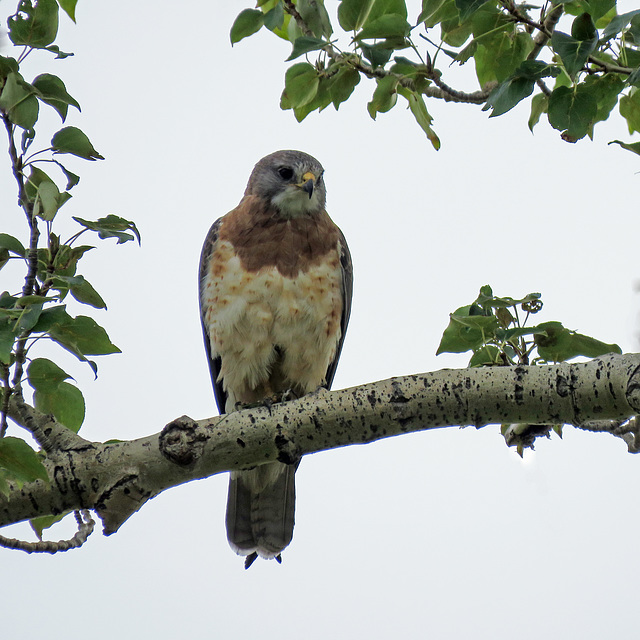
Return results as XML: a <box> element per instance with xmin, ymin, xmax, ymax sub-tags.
<box><xmin>0</xmin><ymin>510</ymin><xmax>94</xmax><ymax>553</ymax></box>
<box><xmin>282</xmin><ymin>0</ymin><xmax>492</xmax><ymax>105</ymax></box>
<box><xmin>1</xmin><ymin>353</ymin><xmax>638</xmax><ymax>539</ymax></box>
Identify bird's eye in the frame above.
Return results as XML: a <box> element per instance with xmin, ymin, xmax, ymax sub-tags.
<box><xmin>278</xmin><ymin>167</ymin><xmax>294</xmax><ymax>180</ymax></box>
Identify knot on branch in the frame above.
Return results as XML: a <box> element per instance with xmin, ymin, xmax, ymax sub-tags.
<box><xmin>274</xmin><ymin>430</ymin><xmax>301</xmax><ymax>466</ymax></box>
<box><xmin>625</xmin><ymin>364</ymin><xmax>640</xmax><ymax>414</ymax></box>
<box><xmin>159</xmin><ymin>415</ymin><xmax>206</xmax><ymax>467</ymax></box>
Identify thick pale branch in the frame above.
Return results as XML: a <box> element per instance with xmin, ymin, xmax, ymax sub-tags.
<box><xmin>1</xmin><ymin>354</ymin><xmax>638</xmax><ymax>537</ymax></box>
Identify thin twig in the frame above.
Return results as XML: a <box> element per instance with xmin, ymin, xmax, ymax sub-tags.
<box><xmin>0</xmin><ymin>510</ymin><xmax>95</xmax><ymax>553</ymax></box>
<box><xmin>283</xmin><ymin>0</ymin><xmax>312</xmax><ymax>37</ymax></box>
<box><xmin>282</xmin><ymin>0</ymin><xmax>492</xmax><ymax>104</ymax></box>
<box><xmin>527</xmin><ymin>4</ymin><xmax>564</xmax><ymax>61</ymax></box>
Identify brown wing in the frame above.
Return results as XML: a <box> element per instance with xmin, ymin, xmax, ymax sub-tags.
<box><xmin>198</xmin><ymin>217</ymin><xmax>227</xmax><ymax>415</ymax></box>
<box><xmin>324</xmin><ymin>229</ymin><xmax>353</xmax><ymax>390</ymax></box>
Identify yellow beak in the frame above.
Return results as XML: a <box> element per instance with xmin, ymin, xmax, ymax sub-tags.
<box><xmin>298</xmin><ymin>171</ymin><xmax>316</xmax><ymax>199</ymax></box>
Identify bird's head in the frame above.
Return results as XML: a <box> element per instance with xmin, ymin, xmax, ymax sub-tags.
<box><xmin>245</xmin><ymin>150</ymin><xmax>326</xmax><ymax>219</ymax></box>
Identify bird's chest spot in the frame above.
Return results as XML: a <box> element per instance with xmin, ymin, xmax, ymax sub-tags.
<box><xmin>220</xmin><ymin>208</ymin><xmax>339</xmax><ymax>279</ymax></box>
<box><xmin>202</xmin><ymin>240</ymin><xmax>342</xmax><ymax>351</ymax></box>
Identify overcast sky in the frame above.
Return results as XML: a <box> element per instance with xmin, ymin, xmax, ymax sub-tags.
<box><xmin>3</xmin><ymin>2</ymin><xmax>640</xmax><ymax>638</ymax></box>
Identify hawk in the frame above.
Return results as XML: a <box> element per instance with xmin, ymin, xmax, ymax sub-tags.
<box><xmin>199</xmin><ymin>150</ymin><xmax>352</xmax><ymax>568</ymax></box>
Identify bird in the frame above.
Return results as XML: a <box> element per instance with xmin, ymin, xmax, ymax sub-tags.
<box><xmin>198</xmin><ymin>150</ymin><xmax>352</xmax><ymax>568</ymax></box>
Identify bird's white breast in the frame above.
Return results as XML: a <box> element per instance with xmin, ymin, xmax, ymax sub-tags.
<box><xmin>201</xmin><ymin>239</ymin><xmax>343</xmax><ymax>408</ymax></box>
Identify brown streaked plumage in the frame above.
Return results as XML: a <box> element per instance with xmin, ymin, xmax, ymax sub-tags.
<box><xmin>199</xmin><ymin>150</ymin><xmax>352</xmax><ymax>568</ymax></box>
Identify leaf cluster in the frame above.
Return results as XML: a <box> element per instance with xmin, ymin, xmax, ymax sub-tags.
<box><xmin>437</xmin><ymin>284</ymin><xmax>622</xmax><ymax>453</ymax></box>
<box><xmin>437</xmin><ymin>284</ymin><xmax>621</xmax><ymax>366</ymax></box>
<box><xmin>0</xmin><ymin>0</ymin><xmax>138</xmax><ymax>536</ymax></box>
<box><xmin>230</xmin><ymin>0</ymin><xmax>640</xmax><ymax>150</ymax></box>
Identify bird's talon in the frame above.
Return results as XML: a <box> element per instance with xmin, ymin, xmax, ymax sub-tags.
<box><xmin>280</xmin><ymin>389</ymin><xmax>299</xmax><ymax>403</ymax></box>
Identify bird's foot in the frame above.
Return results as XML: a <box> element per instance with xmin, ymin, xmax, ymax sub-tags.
<box><xmin>234</xmin><ymin>389</ymin><xmax>300</xmax><ymax>414</ymax></box>
<box><xmin>279</xmin><ymin>389</ymin><xmax>299</xmax><ymax>403</ymax></box>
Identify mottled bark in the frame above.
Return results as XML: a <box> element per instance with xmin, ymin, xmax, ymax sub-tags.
<box><xmin>2</xmin><ymin>353</ymin><xmax>639</xmax><ymax>536</ymax></box>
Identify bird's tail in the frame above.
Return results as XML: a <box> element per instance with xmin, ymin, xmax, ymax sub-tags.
<box><xmin>226</xmin><ymin>461</ymin><xmax>296</xmax><ymax>568</ymax></box>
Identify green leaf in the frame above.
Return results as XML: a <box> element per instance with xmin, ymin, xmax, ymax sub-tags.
<box><xmin>53</xmin><ymin>161</ymin><xmax>80</xmax><ymax>189</ymax></box>
<box><xmin>483</xmin><ymin>61</ymin><xmax>559</xmax><ymax>117</ymax></box>
<box><xmin>27</xmin><ymin>357</ymin><xmax>71</xmax><ymax>392</ymax></box>
<box><xmin>68</xmin><ymin>275</ymin><xmax>107</xmax><ymax>309</ymax></box>
<box><xmin>282</xmin><ymin>62</ymin><xmax>319</xmax><ymax>107</ymax></box>
<box><xmin>601</xmin><ymin>9</ymin><xmax>640</xmax><ymax>40</ymax></box>
<box><xmin>528</xmin><ymin>93</ymin><xmax>548</xmax><ymax>131</ymax></box>
<box><xmin>51</xmin><ymin>244</ymin><xmax>94</xmax><ymax>278</ymax></box>
<box><xmin>367</xmin><ymin>74</ymin><xmax>398</xmax><ymax>118</ymax></box>
<box><xmin>328</xmin><ymin>67</ymin><xmax>361</xmax><ymax>108</ymax></box>
<box><xmin>474</xmin><ymin>288</ymin><xmax>541</xmax><ymax>311</ymax></box>
<box><xmin>419</xmin><ymin>0</ymin><xmax>457</xmax><ymax>27</ymax></box>
<box><xmin>582</xmin><ymin>73</ymin><xmax>624</xmax><ymax>132</ymax></box>
<box><xmin>627</xmin><ymin>66</ymin><xmax>640</xmax><ymax>87</ymax></box>
<box><xmin>0</xmin><ymin>437</ymin><xmax>48</xmax><ymax>483</ymax></box>
<box><xmin>0</xmin><ymin>72</ymin><xmax>39</xmax><ymax>129</ymax></box>
<box><xmin>340</xmin><ymin>0</ymin><xmax>408</xmax><ymax>31</ymax></box>
<box><xmin>30</xmin><ymin>513</ymin><xmax>66</xmax><ymax>540</ymax></box>
<box><xmin>534</xmin><ymin>321</ymin><xmax>621</xmax><ymax>362</ymax></box>
<box><xmin>8</xmin><ymin>0</ymin><xmax>59</xmax><ymax>48</ymax></box>
<box><xmin>30</xmin><ymin>304</ymin><xmax>71</xmax><ymax>334</ymax></box>
<box><xmin>619</xmin><ymin>89</ymin><xmax>640</xmax><ymax>134</ymax></box>
<box><xmin>289</xmin><ymin>76</ymin><xmax>333</xmax><ymax>121</ymax></box>
<box><xmin>477</xmin><ymin>31</ymin><xmax>534</xmax><ymax>85</ymax></box>
<box><xmin>548</xmin><ymin>84</ymin><xmax>598</xmax><ymax>140</ymax></box>
<box><xmin>49</xmin><ymin>315</ymin><xmax>120</xmax><ymax>356</ymax></box>
<box><xmin>25</xmin><ymin>166</ymin><xmax>64</xmax><ymax>220</ymax></box>
<box><xmin>367</xmin><ymin>0</ymin><xmax>408</xmax><ymax>22</ymax></box>
<box><xmin>484</xmin><ymin>76</ymin><xmax>534</xmax><ymax>117</ymax></box>
<box><xmin>436</xmin><ymin>307</ymin><xmax>500</xmax><ymax>355</ymax></box>
<box><xmin>0</xmin><ymin>329</ymin><xmax>16</xmax><ymax>364</ymax></box>
<box><xmin>32</xmin><ymin>73</ymin><xmax>80</xmax><ymax>121</ymax></box>
<box><xmin>359</xmin><ymin>42</ymin><xmax>394</xmax><ymax>67</ymax></box>
<box><xmin>264</xmin><ymin>3</ymin><xmax>285</xmax><ymax>30</ymax></box>
<box><xmin>0</xmin><ymin>55</ymin><xmax>19</xmax><ymax>79</ymax></box>
<box><xmin>230</xmin><ymin>9</ymin><xmax>264</xmax><ymax>44</ymax></box>
<box><xmin>550</xmin><ymin>26</ymin><xmax>598</xmax><ymax>79</ymax></box>
<box><xmin>16</xmin><ymin>302</ymin><xmax>43</xmax><ymax>332</ymax></box>
<box><xmin>34</xmin><ymin>381</ymin><xmax>85</xmax><ymax>432</ymax></box>
<box><xmin>297</xmin><ymin>0</ymin><xmax>332</xmax><ymax>38</ymax></box>
<box><xmin>72</xmin><ymin>214</ymin><xmax>141</xmax><ymax>244</ymax></box>
<box><xmin>44</xmin><ymin>44</ymin><xmax>73</xmax><ymax>59</ymax></box>
<box><xmin>455</xmin><ymin>0</ymin><xmax>489</xmax><ymax>22</ymax></box>
<box><xmin>469</xmin><ymin>345</ymin><xmax>501</xmax><ymax>366</ymax></box>
<box><xmin>0</xmin><ymin>233</ymin><xmax>26</xmax><ymax>257</ymax></box>
<box><xmin>338</xmin><ymin>0</ymin><xmax>376</xmax><ymax>31</ymax></box>
<box><xmin>398</xmin><ymin>87</ymin><xmax>440</xmax><ymax>149</ymax></box>
<box><xmin>571</xmin><ymin>12</ymin><xmax>597</xmax><ymax>40</ymax></box>
<box><xmin>57</xmin><ymin>0</ymin><xmax>77</xmax><ymax>22</ymax></box>
<box><xmin>609</xmin><ymin>139</ymin><xmax>640</xmax><ymax>156</ymax></box>
<box><xmin>37</xmin><ymin>180</ymin><xmax>61</xmax><ymax>220</ymax></box>
<box><xmin>286</xmin><ymin>36</ymin><xmax>328</xmax><ymax>61</ymax></box>
<box><xmin>52</xmin><ymin>126</ymin><xmax>104</xmax><ymax>160</ymax></box>
<box><xmin>356</xmin><ymin>14</ymin><xmax>411</xmax><ymax>39</ymax></box>
<box><xmin>441</xmin><ymin>16</ymin><xmax>473</xmax><ymax>47</ymax></box>
<box><xmin>581</xmin><ymin>0</ymin><xmax>615</xmax><ymax>22</ymax></box>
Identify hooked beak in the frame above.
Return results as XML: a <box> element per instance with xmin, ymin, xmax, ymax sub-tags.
<box><xmin>299</xmin><ymin>171</ymin><xmax>316</xmax><ymax>199</ymax></box>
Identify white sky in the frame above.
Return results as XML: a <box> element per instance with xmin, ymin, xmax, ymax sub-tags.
<box><xmin>2</xmin><ymin>2</ymin><xmax>640</xmax><ymax>638</ymax></box>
